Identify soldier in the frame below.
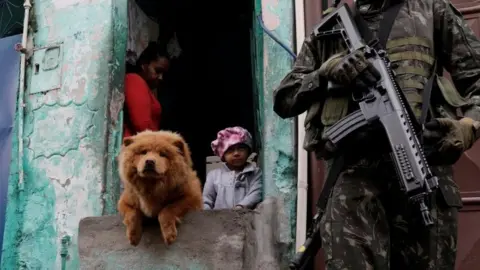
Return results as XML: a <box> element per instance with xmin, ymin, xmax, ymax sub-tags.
<box><xmin>274</xmin><ymin>0</ymin><xmax>480</xmax><ymax>269</ymax></box>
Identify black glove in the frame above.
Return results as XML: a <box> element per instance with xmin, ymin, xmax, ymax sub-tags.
<box><xmin>318</xmin><ymin>49</ymin><xmax>381</xmax><ymax>89</ymax></box>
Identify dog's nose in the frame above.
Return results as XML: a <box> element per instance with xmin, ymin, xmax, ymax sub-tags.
<box><xmin>145</xmin><ymin>159</ymin><xmax>155</xmax><ymax>167</ymax></box>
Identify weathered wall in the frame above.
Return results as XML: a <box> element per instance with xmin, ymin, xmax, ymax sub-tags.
<box><xmin>104</xmin><ymin>0</ymin><xmax>128</xmax><ymax>215</ymax></box>
<box><xmin>78</xmin><ymin>197</ymin><xmax>290</xmax><ymax>270</ymax></box>
<box><xmin>1</xmin><ymin>0</ymin><xmax>297</xmax><ymax>268</ymax></box>
<box><xmin>2</xmin><ymin>0</ymin><xmax>127</xmax><ymax>268</ymax></box>
<box><xmin>256</xmin><ymin>0</ymin><xmax>297</xmax><ymax>256</ymax></box>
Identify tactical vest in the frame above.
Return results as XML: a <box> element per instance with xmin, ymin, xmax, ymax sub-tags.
<box><xmin>319</xmin><ymin>0</ymin><xmax>472</xmax><ymax>129</ymax></box>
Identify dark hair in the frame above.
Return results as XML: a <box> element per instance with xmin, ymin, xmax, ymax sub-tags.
<box><xmin>135</xmin><ymin>41</ymin><xmax>169</xmax><ymax>68</ymax></box>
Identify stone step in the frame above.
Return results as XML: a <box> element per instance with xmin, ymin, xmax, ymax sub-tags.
<box><xmin>78</xmin><ymin>197</ymin><xmax>291</xmax><ymax>270</ymax></box>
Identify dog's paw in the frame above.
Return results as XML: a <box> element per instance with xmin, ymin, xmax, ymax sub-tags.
<box><xmin>160</xmin><ymin>221</ymin><xmax>177</xmax><ymax>245</ymax></box>
<box><xmin>126</xmin><ymin>226</ymin><xmax>143</xmax><ymax>246</ymax></box>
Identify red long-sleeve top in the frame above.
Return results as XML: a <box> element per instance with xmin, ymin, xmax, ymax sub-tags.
<box><xmin>123</xmin><ymin>73</ymin><xmax>161</xmax><ymax>138</ymax></box>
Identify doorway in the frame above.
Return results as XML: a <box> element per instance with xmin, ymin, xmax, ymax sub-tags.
<box><xmin>125</xmin><ymin>0</ymin><xmax>259</xmax><ymax>184</ymax></box>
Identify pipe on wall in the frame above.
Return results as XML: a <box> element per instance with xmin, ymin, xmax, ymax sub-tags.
<box><xmin>0</xmin><ymin>0</ymin><xmax>32</xmax><ymax>264</ymax></box>
<box><xmin>294</xmin><ymin>0</ymin><xmax>308</xmax><ymax>251</ymax></box>
<box><xmin>17</xmin><ymin>0</ymin><xmax>32</xmax><ymax>191</ymax></box>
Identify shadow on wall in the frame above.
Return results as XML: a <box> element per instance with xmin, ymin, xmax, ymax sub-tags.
<box><xmin>0</xmin><ymin>34</ymin><xmax>22</xmax><ymax>264</ymax></box>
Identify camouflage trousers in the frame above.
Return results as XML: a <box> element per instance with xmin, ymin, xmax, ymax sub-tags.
<box><xmin>319</xmin><ymin>159</ymin><xmax>463</xmax><ymax>270</ymax></box>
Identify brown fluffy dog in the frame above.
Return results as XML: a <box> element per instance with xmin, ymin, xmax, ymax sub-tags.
<box><xmin>117</xmin><ymin>130</ymin><xmax>202</xmax><ymax>246</ymax></box>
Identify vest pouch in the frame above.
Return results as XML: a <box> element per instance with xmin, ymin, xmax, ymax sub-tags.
<box><xmin>304</xmin><ymin>101</ymin><xmax>325</xmax><ymax>152</ymax></box>
<box><xmin>320</xmin><ymin>96</ymin><xmax>349</xmax><ymax>126</ymax></box>
<box><xmin>435</xmin><ymin>75</ymin><xmax>472</xmax><ymax>118</ymax></box>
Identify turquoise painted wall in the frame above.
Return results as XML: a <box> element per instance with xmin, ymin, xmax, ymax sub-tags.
<box><xmin>2</xmin><ymin>0</ymin><xmax>127</xmax><ymax>268</ymax></box>
<box><xmin>256</xmin><ymin>0</ymin><xmax>297</xmax><ymax>257</ymax></box>
<box><xmin>1</xmin><ymin>0</ymin><xmax>297</xmax><ymax>268</ymax></box>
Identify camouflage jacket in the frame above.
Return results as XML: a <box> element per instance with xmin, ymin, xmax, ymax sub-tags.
<box><xmin>273</xmin><ymin>0</ymin><xmax>480</xmax><ymax>156</ymax></box>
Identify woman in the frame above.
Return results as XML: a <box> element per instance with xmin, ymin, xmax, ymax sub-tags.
<box><xmin>123</xmin><ymin>42</ymin><xmax>170</xmax><ymax>138</ymax></box>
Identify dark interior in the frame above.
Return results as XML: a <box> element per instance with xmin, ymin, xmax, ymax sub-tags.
<box><xmin>133</xmin><ymin>0</ymin><xmax>256</xmax><ymax>184</ymax></box>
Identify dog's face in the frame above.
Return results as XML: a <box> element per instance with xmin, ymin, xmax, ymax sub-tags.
<box><xmin>132</xmin><ymin>146</ymin><xmax>169</xmax><ymax>178</ymax></box>
<box><xmin>119</xmin><ymin>130</ymin><xmax>192</xmax><ymax>182</ymax></box>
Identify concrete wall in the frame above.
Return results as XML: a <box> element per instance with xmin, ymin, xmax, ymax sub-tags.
<box><xmin>78</xmin><ymin>197</ymin><xmax>290</xmax><ymax>270</ymax></box>
<box><xmin>2</xmin><ymin>0</ymin><xmax>127</xmax><ymax>269</ymax></box>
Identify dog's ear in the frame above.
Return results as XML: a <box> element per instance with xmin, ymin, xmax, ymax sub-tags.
<box><xmin>172</xmin><ymin>139</ymin><xmax>193</xmax><ymax>167</ymax></box>
<box><xmin>172</xmin><ymin>140</ymin><xmax>186</xmax><ymax>156</ymax></box>
<box><xmin>123</xmin><ymin>137</ymin><xmax>134</xmax><ymax>147</ymax></box>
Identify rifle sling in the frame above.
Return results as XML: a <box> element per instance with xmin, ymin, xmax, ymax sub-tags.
<box><xmin>315</xmin><ymin>156</ymin><xmax>345</xmax><ymax>209</ymax></box>
<box><xmin>312</xmin><ymin>0</ymin><xmax>438</xmax><ymax>259</ymax></box>
<box><xmin>353</xmin><ymin>1</ymin><xmax>441</xmax><ymax>128</ymax></box>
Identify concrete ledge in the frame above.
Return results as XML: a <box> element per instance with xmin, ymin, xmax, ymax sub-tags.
<box><xmin>78</xmin><ymin>197</ymin><xmax>291</xmax><ymax>270</ymax></box>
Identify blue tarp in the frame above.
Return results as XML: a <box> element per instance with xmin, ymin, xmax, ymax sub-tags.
<box><xmin>0</xmin><ymin>34</ymin><xmax>21</xmax><ymax>263</ymax></box>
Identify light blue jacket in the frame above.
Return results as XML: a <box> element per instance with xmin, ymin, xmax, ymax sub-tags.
<box><xmin>203</xmin><ymin>163</ymin><xmax>262</xmax><ymax>210</ymax></box>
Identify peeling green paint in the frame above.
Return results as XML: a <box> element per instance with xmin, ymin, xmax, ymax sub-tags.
<box><xmin>251</xmin><ymin>0</ymin><xmax>264</xmax><ymax>154</ymax></box>
<box><xmin>2</xmin><ymin>0</ymin><xmax>125</xmax><ymax>268</ymax></box>
<box><xmin>2</xmin><ymin>0</ymin><xmax>298</xmax><ymax>268</ymax></box>
<box><xmin>256</xmin><ymin>0</ymin><xmax>297</xmax><ymax>257</ymax></box>
<box><xmin>103</xmin><ymin>0</ymin><xmax>128</xmax><ymax>215</ymax></box>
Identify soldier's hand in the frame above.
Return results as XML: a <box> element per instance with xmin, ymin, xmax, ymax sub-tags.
<box><xmin>423</xmin><ymin>118</ymin><xmax>478</xmax><ymax>164</ymax></box>
<box><xmin>318</xmin><ymin>49</ymin><xmax>381</xmax><ymax>89</ymax></box>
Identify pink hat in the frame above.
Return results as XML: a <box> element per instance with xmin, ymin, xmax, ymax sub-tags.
<box><xmin>211</xmin><ymin>126</ymin><xmax>253</xmax><ymax>158</ymax></box>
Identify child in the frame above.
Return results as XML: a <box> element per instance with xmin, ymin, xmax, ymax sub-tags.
<box><xmin>203</xmin><ymin>127</ymin><xmax>262</xmax><ymax>210</ymax></box>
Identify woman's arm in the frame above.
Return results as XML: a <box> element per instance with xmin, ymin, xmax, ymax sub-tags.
<box><xmin>124</xmin><ymin>74</ymin><xmax>156</xmax><ymax>132</ymax></box>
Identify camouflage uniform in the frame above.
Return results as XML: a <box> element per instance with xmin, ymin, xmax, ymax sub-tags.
<box><xmin>274</xmin><ymin>0</ymin><xmax>480</xmax><ymax>269</ymax></box>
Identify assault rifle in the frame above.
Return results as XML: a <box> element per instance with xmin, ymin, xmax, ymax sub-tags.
<box><xmin>289</xmin><ymin>3</ymin><xmax>439</xmax><ymax>269</ymax></box>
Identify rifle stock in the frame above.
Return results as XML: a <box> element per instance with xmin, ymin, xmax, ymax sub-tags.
<box><xmin>289</xmin><ymin>212</ymin><xmax>322</xmax><ymax>270</ymax></box>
